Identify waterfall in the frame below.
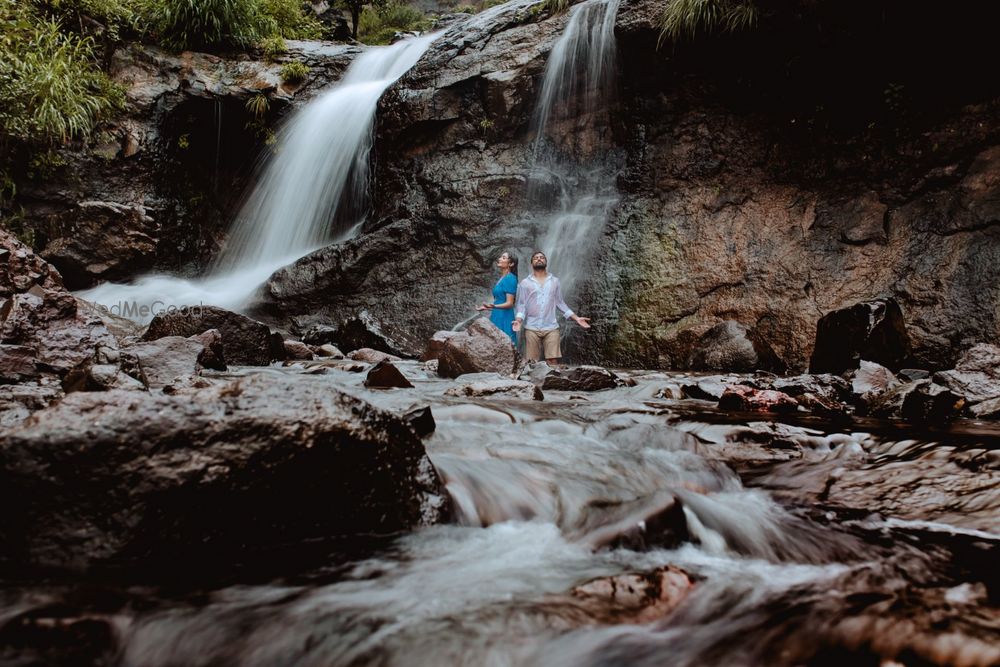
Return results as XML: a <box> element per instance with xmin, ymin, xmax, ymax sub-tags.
<box><xmin>79</xmin><ymin>34</ymin><xmax>437</xmax><ymax>322</ymax></box>
<box><xmin>520</xmin><ymin>0</ymin><xmax>620</xmax><ymax>309</ymax></box>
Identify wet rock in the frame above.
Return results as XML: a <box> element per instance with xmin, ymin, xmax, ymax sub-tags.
<box><xmin>0</xmin><ymin>345</ymin><xmax>40</xmax><ymax>384</ymax></box>
<box><xmin>681</xmin><ymin>376</ymin><xmax>740</xmax><ymax>401</ymax></box>
<box><xmin>570</xmin><ymin>565</ymin><xmax>695</xmax><ymax>624</ymax></box>
<box><xmin>444</xmin><ymin>373</ymin><xmax>543</xmax><ymax>401</ymax></box>
<box><xmin>0</xmin><ymin>384</ymin><xmax>62</xmax><ymax>428</ymax></box>
<box><xmin>315</xmin><ymin>343</ymin><xmax>345</xmax><ymax>358</ymax></box>
<box><xmin>934</xmin><ymin>343</ymin><xmax>1000</xmax><ymax>405</ymax></box>
<box><xmin>809</xmin><ymin>298</ymin><xmax>911</xmax><ymax>373</ymax></box>
<box><xmin>364</xmin><ymin>360</ymin><xmax>414</xmax><ymax>389</ymax></box>
<box><xmin>62</xmin><ymin>360</ymin><xmax>145</xmax><ymax>393</ymax></box>
<box><xmin>969</xmin><ymin>396</ymin><xmax>1000</xmax><ymax>419</ymax></box>
<box><xmin>401</xmin><ymin>404</ymin><xmax>435</xmax><ymax>437</ymax></box>
<box><xmin>349</xmin><ymin>348</ymin><xmax>402</xmax><ymax>364</ymax></box>
<box><xmin>143</xmin><ymin>306</ymin><xmax>280</xmax><ymax>366</ymax></box>
<box><xmin>421</xmin><ymin>330</ymin><xmax>461</xmax><ymax>362</ymax></box>
<box><xmin>899</xmin><ymin>368</ymin><xmax>930</xmax><ymax>382</ymax></box>
<box><xmin>122</xmin><ymin>336</ymin><xmax>205</xmax><ymax>390</ymax></box>
<box><xmin>437</xmin><ymin>318</ymin><xmax>518</xmax><ymax>379</ymax></box>
<box><xmin>850</xmin><ymin>360</ymin><xmax>900</xmax><ymax>398</ymax></box>
<box><xmin>869</xmin><ymin>379</ymin><xmax>965</xmax><ymax>422</ymax></box>
<box><xmin>301</xmin><ymin>324</ymin><xmax>339</xmax><ymax>346</ymax></box>
<box><xmin>2</xmin><ymin>231</ymin><xmax>119</xmax><ymax>377</ymax></box>
<box><xmin>688</xmin><ymin>320</ymin><xmax>786</xmax><ymax>373</ymax></box>
<box><xmin>718</xmin><ymin>385</ymin><xmax>799</xmax><ymax>413</ymax></box>
<box><xmin>770</xmin><ymin>373</ymin><xmax>852</xmax><ymax>403</ymax></box>
<box><xmin>582</xmin><ymin>494</ymin><xmax>690</xmax><ymax>551</ymax></box>
<box><xmin>541</xmin><ymin>365</ymin><xmax>622</xmax><ymax>392</ymax></box>
<box><xmin>189</xmin><ymin>329</ymin><xmax>226</xmax><ymax>370</ymax></box>
<box><xmin>283</xmin><ymin>339</ymin><xmax>314</xmax><ymax>361</ymax></box>
<box><xmin>0</xmin><ymin>374</ymin><xmax>450</xmax><ymax>574</ymax></box>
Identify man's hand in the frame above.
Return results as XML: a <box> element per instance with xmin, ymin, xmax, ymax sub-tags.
<box><xmin>574</xmin><ymin>316</ymin><xmax>591</xmax><ymax>330</ymax></box>
<box><xmin>512</xmin><ymin>319</ymin><xmax>522</xmax><ymax>332</ymax></box>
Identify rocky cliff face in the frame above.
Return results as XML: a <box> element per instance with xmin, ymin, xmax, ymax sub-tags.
<box><xmin>261</xmin><ymin>0</ymin><xmax>1000</xmax><ymax>371</ymax></box>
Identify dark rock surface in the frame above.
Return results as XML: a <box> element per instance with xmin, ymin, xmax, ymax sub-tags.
<box><xmin>364</xmin><ymin>360</ymin><xmax>415</xmax><ymax>389</ymax></box>
<box><xmin>0</xmin><ymin>374</ymin><xmax>449</xmax><ymax>574</ymax></box>
<box><xmin>437</xmin><ymin>318</ymin><xmax>519</xmax><ymax>379</ymax></box>
<box><xmin>143</xmin><ymin>305</ymin><xmax>281</xmax><ymax>366</ymax></box>
<box><xmin>810</xmin><ymin>298</ymin><xmax>912</xmax><ymax>374</ymax></box>
<box><xmin>540</xmin><ymin>365</ymin><xmax>622</xmax><ymax>392</ymax></box>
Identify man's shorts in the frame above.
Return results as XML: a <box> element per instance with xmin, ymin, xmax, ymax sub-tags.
<box><xmin>525</xmin><ymin>328</ymin><xmax>561</xmax><ymax>361</ymax></box>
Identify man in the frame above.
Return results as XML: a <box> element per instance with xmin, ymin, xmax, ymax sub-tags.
<box><xmin>512</xmin><ymin>251</ymin><xmax>590</xmax><ymax>364</ymax></box>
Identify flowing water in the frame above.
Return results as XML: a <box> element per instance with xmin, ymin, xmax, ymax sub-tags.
<box><xmin>526</xmin><ymin>0</ymin><xmax>621</xmax><ymax>298</ymax></box>
<box><xmin>2</xmin><ymin>367</ymin><xmax>997</xmax><ymax>666</ymax></box>
<box><xmin>77</xmin><ymin>35</ymin><xmax>438</xmax><ymax>323</ymax></box>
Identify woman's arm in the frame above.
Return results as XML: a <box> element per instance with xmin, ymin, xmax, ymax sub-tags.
<box><xmin>492</xmin><ymin>294</ymin><xmax>515</xmax><ymax>309</ymax></box>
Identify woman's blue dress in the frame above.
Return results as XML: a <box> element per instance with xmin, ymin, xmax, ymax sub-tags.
<box><xmin>490</xmin><ymin>273</ymin><xmax>518</xmax><ymax>344</ymax></box>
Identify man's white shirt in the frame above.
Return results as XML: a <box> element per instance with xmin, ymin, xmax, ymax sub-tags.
<box><xmin>515</xmin><ymin>274</ymin><xmax>574</xmax><ymax>331</ymax></box>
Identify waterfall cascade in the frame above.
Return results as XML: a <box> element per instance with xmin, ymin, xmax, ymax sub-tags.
<box><xmin>527</xmin><ymin>0</ymin><xmax>621</xmax><ymax>298</ymax></box>
<box><xmin>79</xmin><ymin>35</ymin><xmax>437</xmax><ymax>322</ymax></box>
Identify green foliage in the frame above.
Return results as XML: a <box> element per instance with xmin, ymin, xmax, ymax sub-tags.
<box><xmin>147</xmin><ymin>0</ymin><xmax>322</xmax><ymax>51</ymax></box>
<box><xmin>357</xmin><ymin>2</ymin><xmax>431</xmax><ymax>45</ymax></box>
<box><xmin>455</xmin><ymin>4</ymin><xmax>476</xmax><ymax>14</ymax></box>
<box><xmin>245</xmin><ymin>93</ymin><xmax>270</xmax><ymax>119</ymax></box>
<box><xmin>260</xmin><ymin>34</ymin><xmax>286</xmax><ymax>59</ymax></box>
<box><xmin>37</xmin><ymin>0</ymin><xmax>149</xmax><ymax>43</ymax></box>
<box><xmin>280</xmin><ymin>60</ymin><xmax>309</xmax><ymax>84</ymax></box>
<box><xmin>0</xmin><ymin>0</ymin><xmax>125</xmax><ymax>144</ymax></box>
<box><xmin>658</xmin><ymin>0</ymin><xmax>758</xmax><ymax>45</ymax></box>
<box><xmin>538</xmin><ymin>0</ymin><xmax>568</xmax><ymax>15</ymax></box>
<box><xmin>148</xmin><ymin>0</ymin><xmax>264</xmax><ymax>50</ymax></box>
<box><xmin>257</xmin><ymin>0</ymin><xmax>323</xmax><ymax>39</ymax></box>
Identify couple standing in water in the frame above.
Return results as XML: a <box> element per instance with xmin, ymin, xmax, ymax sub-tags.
<box><xmin>476</xmin><ymin>251</ymin><xmax>591</xmax><ymax>364</ymax></box>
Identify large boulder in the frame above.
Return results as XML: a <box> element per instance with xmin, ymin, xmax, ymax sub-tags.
<box><xmin>436</xmin><ymin>318</ymin><xmax>519</xmax><ymax>379</ymax></box>
<box><xmin>933</xmin><ymin>343</ymin><xmax>1000</xmax><ymax>406</ymax></box>
<box><xmin>0</xmin><ymin>374</ymin><xmax>450</xmax><ymax>574</ymax></box>
<box><xmin>142</xmin><ymin>305</ymin><xmax>282</xmax><ymax>366</ymax></box>
<box><xmin>809</xmin><ymin>298</ymin><xmax>911</xmax><ymax>373</ymax></box>
<box><xmin>688</xmin><ymin>320</ymin><xmax>786</xmax><ymax>373</ymax></box>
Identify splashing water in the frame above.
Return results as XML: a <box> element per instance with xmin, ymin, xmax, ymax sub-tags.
<box><xmin>78</xmin><ymin>34</ymin><xmax>438</xmax><ymax>323</ymax></box>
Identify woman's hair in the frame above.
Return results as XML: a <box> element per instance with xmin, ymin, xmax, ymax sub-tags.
<box><xmin>504</xmin><ymin>251</ymin><xmax>518</xmax><ymax>278</ymax></box>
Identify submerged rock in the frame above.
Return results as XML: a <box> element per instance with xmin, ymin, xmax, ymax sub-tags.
<box><xmin>809</xmin><ymin>298</ymin><xmax>911</xmax><ymax>373</ymax></box>
<box><xmin>143</xmin><ymin>305</ymin><xmax>281</xmax><ymax>366</ymax></box>
<box><xmin>0</xmin><ymin>374</ymin><xmax>450</xmax><ymax>574</ymax></box>
<box><xmin>437</xmin><ymin>318</ymin><xmax>519</xmax><ymax>379</ymax></box>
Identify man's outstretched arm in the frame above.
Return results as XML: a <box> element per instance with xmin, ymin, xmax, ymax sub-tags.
<box><xmin>554</xmin><ymin>278</ymin><xmax>590</xmax><ymax>329</ymax></box>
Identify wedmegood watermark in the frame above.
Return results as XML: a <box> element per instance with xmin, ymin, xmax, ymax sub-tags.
<box><xmin>94</xmin><ymin>301</ymin><xmax>205</xmax><ymax>319</ymax></box>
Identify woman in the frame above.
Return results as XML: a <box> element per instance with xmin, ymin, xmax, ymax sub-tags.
<box><xmin>476</xmin><ymin>251</ymin><xmax>518</xmax><ymax>343</ymax></box>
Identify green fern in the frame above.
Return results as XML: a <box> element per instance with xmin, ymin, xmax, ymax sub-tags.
<box><xmin>279</xmin><ymin>61</ymin><xmax>309</xmax><ymax>84</ymax></box>
<box><xmin>659</xmin><ymin>0</ymin><xmax>759</xmax><ymax>45</ymax></box>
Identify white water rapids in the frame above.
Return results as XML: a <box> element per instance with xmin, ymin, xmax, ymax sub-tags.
<box><xmin>78</xmin><ymin>34</ymin><xmax>437</xmax><ymax>322</ymax></box>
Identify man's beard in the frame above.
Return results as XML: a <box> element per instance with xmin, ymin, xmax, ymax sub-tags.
<box><xmin>532</xmin><ymin>261</ymin><xmax>546</xmax><ymax>270</ymax></box>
